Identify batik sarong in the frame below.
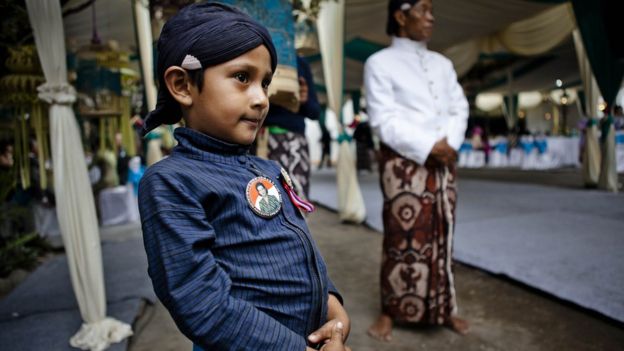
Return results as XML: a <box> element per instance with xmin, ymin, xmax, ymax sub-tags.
<box><xmin>267</xmin><ymin>131</ymin><xmax>311</xmax><ymax>198</ymax></box>
<box><xmin>378</xmin><ymin>143</ymin><xmax>458</xmax><ymax>325</ymax></box>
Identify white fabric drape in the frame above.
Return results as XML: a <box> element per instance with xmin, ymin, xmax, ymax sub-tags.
<box><xmin>336</xmin><ymin>141</ymin><xmax>366</xmax><ymax>223</ymax></box>
<box><xmin>573</xmin><ymin>29</ymin><xmax>602</xmax><ymax>187</ymax></box>
<box><xmin>317</xmin><ymin>0</ymin><xmax>344</xmax><ymax>117</ymax></box>
<box><xmin>318</xmin><ymin>0</ymin><xmax>366</xmax><ymax>223</ymax></box>
<box><xmin>497</xmin><ymin>4</ymin><xmax>575</xmax><ymax>56</ymax></box>
<box><xmin>133</xmin><ymin>0</ymin><xmax>157</xmax><ymax>111</ymax></box>
<box><xmin>134</xmin><ymin>0</ymin><xmax>166</xmax><ymax>166</ymax></box>
<box><xmin>442</xmin><ymin>4</ymin><xmax>574</xmax><ymax>77</ymax></box>
<box><xmin>25</xmin><ymin>1</ymin><xmax>132</xmax><ymax>350</ymax></box>
<box><xmin>598</xmin><ymin>124</ymin><xmax>618</xmax><ymax>192</ymax></box>
<box><xmin>443</xmin><ymin>39</ymin><xmax>481</xmax><ymax>78</ymax></box>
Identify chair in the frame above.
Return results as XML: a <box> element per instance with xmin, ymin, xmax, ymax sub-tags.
<box><xmin>98</xmin><ymin>185</ymin><xmax>140</xmax><ymax>226</ymax></box>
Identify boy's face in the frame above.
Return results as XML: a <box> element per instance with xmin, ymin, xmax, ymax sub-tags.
<box><xmin>186</xmin><ymin>45</ymin><xmax>273</xmax><ymax>145</ymax></box>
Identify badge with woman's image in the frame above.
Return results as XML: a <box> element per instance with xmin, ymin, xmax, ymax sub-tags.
<box><xmin>246</xmin><ymin>176</ymin><xmax>282</xmax><ymax>218</ymax></box>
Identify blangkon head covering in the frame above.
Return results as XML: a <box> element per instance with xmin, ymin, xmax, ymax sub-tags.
<box><xmin>386</xmin><ymin>0</ymin><xmax>421</xmax><ymax>36</ymax></box>
<box><xmin>142</xmin><ymin>2</ymin><xmax>278</xmax><ymax>136</ymax></box>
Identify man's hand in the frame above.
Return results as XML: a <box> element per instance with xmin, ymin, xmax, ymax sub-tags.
<box><xmin>428</xmin><ymin>137</ymin><xmax>457</xmax><ymax>166</ymax></box>
<box><xmin>308</xmin><ymin>295</ymin><xmax>350</xmax><ymax>346</ymax></box>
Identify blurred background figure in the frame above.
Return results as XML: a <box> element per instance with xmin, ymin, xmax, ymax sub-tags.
<box><xmin>263</xmin><ymin>55</ymin><xmax>321</xmax><ymax>198</ymax></box>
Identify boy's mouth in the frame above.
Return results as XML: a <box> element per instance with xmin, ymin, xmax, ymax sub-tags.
<box><xmin>240</xmin><ymin>116</ymin><xmax>262</xmax><ymax>127</ymax></box>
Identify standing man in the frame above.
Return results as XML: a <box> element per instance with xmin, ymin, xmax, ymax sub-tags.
<box><xmin>364</xmin><ymin>0</ymin><xmax>469</xmax><ymax>341</ymax></box>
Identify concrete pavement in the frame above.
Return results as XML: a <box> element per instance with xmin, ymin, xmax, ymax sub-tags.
<box><xmin>128</xmin><ymin>205</ymin><xmax>624</xmax><ymax>351</ymax></box>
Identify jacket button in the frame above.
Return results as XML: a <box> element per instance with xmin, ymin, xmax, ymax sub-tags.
<box><xmin>238</xmin><ymin>155</ymin><xmax>247</xmax><ymax>163</ymax></box>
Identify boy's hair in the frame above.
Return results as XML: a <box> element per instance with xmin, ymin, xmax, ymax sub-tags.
<box><xmin>142</xmin><ymin>2</ymin><xmax>278</xmax><ymax>136</ymax></box>
<box><xmin>386</xmin><ymin>0</ymin><xmax>421</xmax><ymax>36</ymax></box>
<box><xmin>187</xmin><ymin>69</ymin><xmax>205</xmax><ymax>93</ymax></box>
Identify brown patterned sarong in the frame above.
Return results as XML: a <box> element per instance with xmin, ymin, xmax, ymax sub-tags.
<box><xmin>267</xmin><ymin>131</ymin><xmax>311</xmax><ymax>198</ymax></box>
<box><xmin>378</xmin><ymin>143</ymin><xmax>458</xmax><ymax>325</ymax></box>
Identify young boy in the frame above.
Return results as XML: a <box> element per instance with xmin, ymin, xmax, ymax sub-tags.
<box><xmin>138</xmin><ymin>3</ymin><xmax>350</xmax><ymax>350</ymax></box>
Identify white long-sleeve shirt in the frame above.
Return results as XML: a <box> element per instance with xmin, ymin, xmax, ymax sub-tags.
<box><xmin>364</xmin><ymin>37</ymin><xmax>469</xmax><ymax>165</ymax></box>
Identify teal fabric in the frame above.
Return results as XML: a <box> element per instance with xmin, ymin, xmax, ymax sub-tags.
<box><xmin>220</xmin><ymin>0</ymin><xmax>296</xmax><ymax>68</ymax></box>
<box><xmin>351</xmin><ymin>90</ymin><xmax>361</xmax><ymax>114</ymax></box>
<box><xmin>344</xmin><ymin>37</ymin><xmax>385</xmax><ymax>63</ymax></box>
<box><xmin>571</xmin><ymin>0</ymin><xmax>624</xmax><ymax>107</ymax></box>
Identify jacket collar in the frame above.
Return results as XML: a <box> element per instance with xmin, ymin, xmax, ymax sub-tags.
<box><xmin>391</xmin><ymin>36</ymin><xmax>428</xmax><ymax>55</ymax></box>
<box><xmin>173</xmin><ymin>127</ymin><xmax>252</xmax><ymax>163</ymax></box>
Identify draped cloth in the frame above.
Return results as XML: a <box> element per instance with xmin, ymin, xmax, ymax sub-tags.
<box><xmin>378</xmin><ymin>144</ymin><xmax>458</xmax><ymax>324</ymax></box>
<box><xmin>497</xmin><ymin>4</ymin><xmax>575</xmax><ymax>56</ymax></box>
<box><xmin>318</xmin><ymin>0</ymin><xmax>366</xmax><ymax>223</ymax></box>
<box><xmin>598</xmin><ymin>123</ymin><xmax>618</xmax><ymax>192</ymax></box>
<box><xmin>443</xmin><ymin>3</ymin><xmax>575</xmax><ymax>77</ymax></box>
<box><xmin>133</xmin><ymin>0</ymin><xmax>157</xmax><ymax>112</ymax></box>
<box><xmin>25</xmin><ymin>1</ymin><xmax>132</xmax><ymax>349</ymax></box>
<box><xmin>573</xmin><ymin>29</ymin><xmax>602</xmax><ymax>187</ymax></box>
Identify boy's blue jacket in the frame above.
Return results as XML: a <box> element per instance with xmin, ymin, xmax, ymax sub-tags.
<box><xmin>138</xmin><ymin>128</ymin><xmax>341</xmax><ymax>350</ymax></box>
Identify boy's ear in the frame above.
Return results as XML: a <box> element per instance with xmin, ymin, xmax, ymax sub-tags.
<box><xmin>164</xmin><ymin>66</ymin><xmax>193</xmax><ymax>107</ymax></box>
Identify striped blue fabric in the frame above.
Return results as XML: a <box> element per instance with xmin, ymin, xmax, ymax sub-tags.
<box><xmin>139</xmin><ymin>128</ymin><xmax>341</xmax><ymax>350</ymax></box>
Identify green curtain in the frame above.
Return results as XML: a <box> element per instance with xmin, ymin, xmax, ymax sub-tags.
<box><xmin>572</xmin><ymin>0</ymin><xmax>622</xmax><ymax>192</ymax></box>
<box><xmin>571</xmin><ymin>0</ymin><xmax>624</xmax><ymax>107</ymax></box>
<box><xmin>351</xmin><ymin>90</ymin><xmax>361</xmax><ymax>115</ymax></box>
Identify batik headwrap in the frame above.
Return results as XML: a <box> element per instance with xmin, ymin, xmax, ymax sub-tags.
<box><xmin>142</xmin><ymin>2</ymin><xmax>278</xmax><ymax>136</ymax></box>
<box><xmin>386</xmin><ymin>0</ymin><xmax>421</xmax><ymax>36</ymax></box>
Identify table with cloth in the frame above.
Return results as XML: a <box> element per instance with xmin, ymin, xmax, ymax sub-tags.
<box><xmin>616</xmin><ymin>131</ymin><xmax>624</xmax><ymax>173</ymax></box>
<box><xmin>459</xmin><ymin>136</ymin><xmax>581</xmax><ymax>169</ymax></box>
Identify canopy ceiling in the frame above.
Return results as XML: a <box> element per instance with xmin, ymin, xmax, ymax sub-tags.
<box><xmin>346</xmin><ymin>0</ymin><xmax>557</xmax><ymax>52</ymax></box>
<box><xmin>60</xmin><ymin>0</ymin><xmax>580</xmax><ymax>100</ymax></box>
<box><xmin>332</xmin><ymin>0</ymin><xmax>577</xmax><ymax>94</ymax></box>
<box><xmin>63</xmin><ymin>0</ymin><xmax>135</xmax><ymax>53</ymax></box>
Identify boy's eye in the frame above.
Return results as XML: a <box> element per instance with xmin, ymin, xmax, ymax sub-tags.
<box><xmin>234</xmin><ymin>72</ymin><xmax>249</xmax><ymax>83</ymax></box>
<box><xmin>262</xmin><ymin>79</ymin><xmax>272</xmax><ymax>89</ymax></box>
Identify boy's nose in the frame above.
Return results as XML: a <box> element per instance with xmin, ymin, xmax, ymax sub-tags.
<box><xmin>250</xmin><ymin>86</ymin><xmax>269</xmax><ymax>110</ymax></box>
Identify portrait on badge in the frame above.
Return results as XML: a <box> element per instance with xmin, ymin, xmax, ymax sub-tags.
<box><xmin>246</xmin><ymin>176</ymin><xmax>282</xmax><ymax>218</ymax></box>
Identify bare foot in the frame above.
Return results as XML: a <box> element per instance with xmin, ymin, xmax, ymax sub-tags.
<box><xmin>367</xmin><ymin>314</ymin><xmax>393</xmax><ymax>341</ymax></box>
<box><xmin>446</xmin><ymin>316</ymin><xmax>469</xmax><ymax>335</ymax></box>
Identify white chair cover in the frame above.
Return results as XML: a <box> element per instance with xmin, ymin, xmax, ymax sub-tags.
<box><xmin>98</xmin><ymin>186</ymin><xmax>140</xmax><ymax>227</ymax></box>
<box><xmin>616</xmin><ymin>131</ymin><xmax>624</xmax><ymax>174</ymax></box>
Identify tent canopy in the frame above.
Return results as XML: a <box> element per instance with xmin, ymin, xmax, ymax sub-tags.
<box><xmin>61</xmin><ymin>0</ymin><xmax>583</xmax><ymax>102</ymax></box>
<box><xmin>326</xmin><ymin>0</ymin><xmax>577</xmax><ymax>94</ymax></box>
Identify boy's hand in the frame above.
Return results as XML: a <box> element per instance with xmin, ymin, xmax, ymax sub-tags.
<box><xmin>320</xmin><ymin>322</ymin><xmax>350</xmax><ymax>351</ymax></box>
<box><xmin>308</xmin><ymin>295</ymin><xmax>350</xmax><ymax>346</ymax></box>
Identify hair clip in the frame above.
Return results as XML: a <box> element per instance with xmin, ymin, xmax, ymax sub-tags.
<box><xmin>181</xmin><ymin>55</ymin><xmax>202</xmax><ymax>70</ymax></box>
<box><xmin>400</xmin><ymin>3</ymin><xmax>412</xmax><ymax>11</ymax></box>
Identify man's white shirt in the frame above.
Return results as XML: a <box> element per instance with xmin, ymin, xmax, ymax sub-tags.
<box><xmin>364</xmin><ymin>36</ymin><xmax>469</xmax><ymax>164</ymax></box>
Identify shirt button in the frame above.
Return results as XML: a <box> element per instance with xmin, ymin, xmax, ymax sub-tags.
<box><xmin>429</xmin><ymin>81</ymin><xmax>433</xmax><ymax>85</ymax></box>
<box><xmin>434</xmin><ymin>96</ymin><xmax>438</xmax><ymax>100</ymax></box>
<box><xmin>238</xmin><ymin>155</ymin><xmax>247</xmax><ymax>163</ymax></box>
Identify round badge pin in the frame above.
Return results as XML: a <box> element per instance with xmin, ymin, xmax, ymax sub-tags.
<box><xmin>246</xmin><ymin>176</ymin><xmax>282</xmax><ymax>218</ymax></box>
